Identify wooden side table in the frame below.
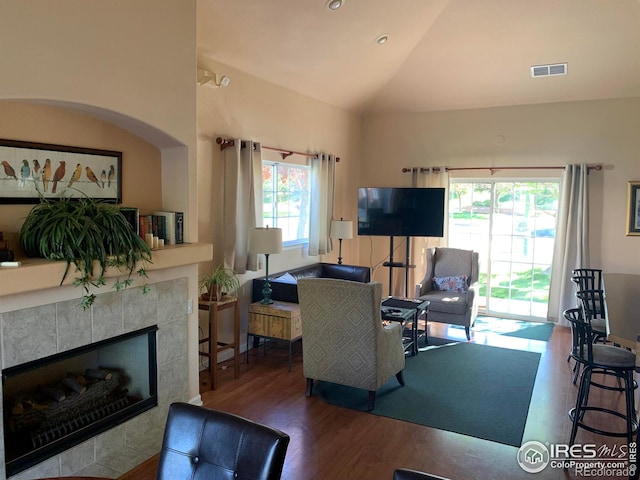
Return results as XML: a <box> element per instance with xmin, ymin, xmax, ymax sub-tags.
<box><xmin>247</xmin><ymin>300</ymin><xmax>302</xmax><ymax>371</ymax></box>
<box><xmin>198</xmin><ymin>296</ymin><xmax>240</xmax><ymax>389</ymax></box>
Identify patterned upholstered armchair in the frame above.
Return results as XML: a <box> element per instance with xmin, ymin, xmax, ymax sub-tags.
<box><xmin>297</xmin><ymin>278</ymin><xmax>406</xmax><ymax>411</ymax></box>
<box><xmin>414</xmin><ymin>247</ymin><xmax>480</xmax><ymax>340</ymax></box>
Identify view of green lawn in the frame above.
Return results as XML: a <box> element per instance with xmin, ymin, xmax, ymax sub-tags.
<box><xmin>448</xmin><ymin>181</ymin><xmax>559</xmax><ymax>320</ymax></box>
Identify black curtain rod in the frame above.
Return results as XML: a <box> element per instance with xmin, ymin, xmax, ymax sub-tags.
<box><xmin>215</xmin><ymin>137</ymin><xmax>340</xmax><ymax>162</ymax></box>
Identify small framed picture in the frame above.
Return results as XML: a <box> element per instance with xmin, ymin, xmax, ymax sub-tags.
<box><xmin>627</xmin><ymin>181</ymin><xmax>640</xmax><ymax>236</ymax></box>
<box><xmin>0</xmin><ymin>138</ymin><xmax>122</xmax><ymax>204</ymax></box>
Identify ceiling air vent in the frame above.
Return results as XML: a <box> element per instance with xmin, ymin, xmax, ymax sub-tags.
<box><xmin>531</xmin><ymin>63</ymin><xmax>567</xmax><ymax>78</ymax></box>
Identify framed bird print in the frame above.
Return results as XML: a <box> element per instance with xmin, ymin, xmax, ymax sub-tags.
<box><xmin>0</xmin><ymin>139</ymin><xmax>122</xmax><ymax>204</ymax></box>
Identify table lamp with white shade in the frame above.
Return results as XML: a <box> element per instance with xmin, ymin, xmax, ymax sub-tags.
<box><xmin>250</xmin><ymin>226</ymin><xmax>283</xmax><ymax>304</ymax></box>
<box><xmin>330</xmin><ymin>218</ymin><xmax>353</xmax><ymax>265</ymax></box>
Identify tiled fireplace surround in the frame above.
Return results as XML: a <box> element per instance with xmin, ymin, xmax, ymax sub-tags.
<box><xmin>0</xmin><ymin>277</ymin><xmax>189</xmax><ymax>479</ymax></box>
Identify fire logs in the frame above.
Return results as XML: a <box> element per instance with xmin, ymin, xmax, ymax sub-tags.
<box><xmin>39</xmin><ymin>386</ymin><xmax>66</xmax><ymax>402</ymax></box>
<box><xmin>63</xmin><ymin>376</ymin><xmax>87</xmax><ymax>394</ymax></box>
<box><xmin>8</xmin><ymin>369</ymin><xmax>120</xmax><ymax>437</ymax></box>
<box><xmin>85</xmin><ymin>368</ymin><xmax>113</xmax><ymax>380</ymax></box>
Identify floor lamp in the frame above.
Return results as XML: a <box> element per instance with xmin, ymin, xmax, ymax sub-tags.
<box><xmin>250</xmin><ymin>226</ymin><xmax>283</xmax><ymax>304</ymax></box>
<box><xmin>330</xmin><ymin>218</ymin><xmax>353</xmax><ymax>265</ymax></box>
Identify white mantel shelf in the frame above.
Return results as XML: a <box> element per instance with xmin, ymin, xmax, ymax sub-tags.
<box><xmin>0</xmin><ymin>242</ymin><xmax>213</xmax><ymax>298</ymax></box>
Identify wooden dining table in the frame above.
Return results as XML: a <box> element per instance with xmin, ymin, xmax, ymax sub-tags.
<box><xmin>603</xmin><ymin>272</ymin><xmax>640</xmax><ymax>350</ymax></box>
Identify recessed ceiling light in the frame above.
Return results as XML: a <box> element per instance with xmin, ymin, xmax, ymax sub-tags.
<box><xmin>326</xmin><ymin>0</ymin><xmax>343</xmax><ymax>10</ymax></box>
<box><xmin>375</xmin><ymin>34</ymin><xmax>389</xmax><ymax>45</ymax></box>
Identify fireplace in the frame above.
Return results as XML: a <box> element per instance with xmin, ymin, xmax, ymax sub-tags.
<box><xmin>2</xmin><ymin>326</ymin><xmax>158</xmax><ymax>477</ymax></box>
<box><xmin>0</xmin><ymin>276</ymin><xmax>190</xmax><ymax>478</ymax></box>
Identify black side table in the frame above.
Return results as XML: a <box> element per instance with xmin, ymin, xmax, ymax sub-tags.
<box><xmin>381</xmin><ymin>297</ymin><xmax>430</xmax><ymax>356</ymax></box>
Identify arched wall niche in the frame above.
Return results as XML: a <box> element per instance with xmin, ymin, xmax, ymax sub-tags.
<box><xmin>0</xmin><ymin>98</ymin><xmax>190</xmax><ymax>236</ymax></box>
<box><xmin>29</xmin><ymin>98</ymin><xmax>184</xmax><ymax>149</ymax></box>
<box><xmin>0</xmin><ymin>97</ymin><xmax>204</xmax><ymax>409</ymax></box>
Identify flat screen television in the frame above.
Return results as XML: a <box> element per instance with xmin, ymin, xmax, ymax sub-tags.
<box><xmin>358</xmin><ymin>187</ymin><xmax>445</xmax><ymax>237</ymax></box>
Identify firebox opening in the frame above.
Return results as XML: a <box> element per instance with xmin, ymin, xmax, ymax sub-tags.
<box><xmin>2</xmin><ymin>325</ymin><xmax>158</xmax><ymax>477</ymax></box>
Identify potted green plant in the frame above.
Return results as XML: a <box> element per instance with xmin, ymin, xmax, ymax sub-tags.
<box><xmin>199</xmin><ymin>264</ymin><xmax>240</xmax><ymax>301</ymax></box>
<box><xmin>19</xmin><ymin>195</ymin><xmax>152</xmax><ymax>309</ymax></box>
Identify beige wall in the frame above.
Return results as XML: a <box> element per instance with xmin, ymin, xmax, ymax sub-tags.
<box><xmin>361</xmin><ymin>97</ymin><xmax>640</xmax><ymax>284</ymax></box>
<box><xmin>0</xmin><ymin>0</ymin><xmax>197</xmax><ymax>237</ymax></box>
<box><xmin>196</xmin><ymin>59</ymin><xmax>363</xmax><ymax>293</ymax></box>
<box><xmin>194</xmin><ymin>59</ymin><xmax>362</xmax><ymax>351</ymax></box>
<box><xmin>195</xmin><ymin>67</ymin><xmax>640</xmax><ymax>307</ymax></box>
<box><xmin>0</xmin><ymin>0</ymin><xmax>203</xmax><ymax>404</ymax></box>
<box><xmin>0</xmin><ymin>102</ymin><xmax>163</xmax><ymax>234</ymax></box>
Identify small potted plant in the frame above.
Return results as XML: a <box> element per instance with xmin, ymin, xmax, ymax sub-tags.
<box><xmin>199</xmin><ymin>264</ymin><xmax>240</xmax><ymax>301</ymax></box>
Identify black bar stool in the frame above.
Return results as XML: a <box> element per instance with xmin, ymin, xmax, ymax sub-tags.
<box><xmin>564</xmin><ymin>308</ymin><xmax>637</xmax><ymax>446</ymax></box>
<box><xmin>567</xmin><ymin>288</ymin><xmax>608</xmax><ymax>384</ymax></box>
<box><xmin>571</xmin><ymin>268</ymin><xmax>603</xmax><ymax>291</ymax></box>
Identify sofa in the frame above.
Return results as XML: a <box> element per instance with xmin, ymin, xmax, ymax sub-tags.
<box><xmin>252</xmin><ymin>262</ymin><xmax>371</xmax><ymax>304</ymax></box>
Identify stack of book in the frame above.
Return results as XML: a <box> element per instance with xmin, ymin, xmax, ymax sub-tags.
<box><xmin>119</xmin><ymin>208</ymin><xmax>184</xmax><ymax>245</ymax></box>
<box><xmin>151</xmin><ymin>211</ymin><xmax>184</xmax><ymax>245</ymax></box>
<box><xmin>0</xmin><ymin>231</ymin><xmax>15</xmax><ymax>262</ymax></box>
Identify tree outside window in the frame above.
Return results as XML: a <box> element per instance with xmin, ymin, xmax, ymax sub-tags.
<box><xmin>262</xmin><ymin>161</ymin><xmax>310</xmax><ymax>245</ymax></box>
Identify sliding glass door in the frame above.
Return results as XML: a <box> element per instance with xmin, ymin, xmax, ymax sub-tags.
<box><xmin>448</xmin><ymin>180</ymin><xmax>560</xmax><ymax>320</ymax></box>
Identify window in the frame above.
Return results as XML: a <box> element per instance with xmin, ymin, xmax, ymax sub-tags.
<box><xmin>261</xmin><ymin>161</ymin><xmax>311</xmax><ymax>246</ymax></box>
<box><xmin>448</xmin><ymin>179</ymin><xmax>560</xmax><ymax>320</ymax></box>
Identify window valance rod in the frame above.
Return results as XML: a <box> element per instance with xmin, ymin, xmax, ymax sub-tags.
<box><xmin>215</xmin><ymin>137</ymin><xmax>340</xmax><ymax>162</ymax></box>
<box><xmin>402</xmin><ymin>164</ymin><xmax>602</xmax><ymax>175</ymax></box>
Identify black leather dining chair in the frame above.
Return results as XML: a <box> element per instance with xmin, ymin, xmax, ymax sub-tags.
<box><xmin>156</xmin><ymin>402</ymin><xmax>290</xmax><ymax>480</ymax></box>
<box><xmin>393</xmin><ymin>468</ymin><xmax>451</xmax><ymax>480</ymax></box>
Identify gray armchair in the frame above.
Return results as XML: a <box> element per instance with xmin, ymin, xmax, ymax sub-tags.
<box><xmin>414</xmin><ymin>247</ymin><xmax>479</xmax><ymax>340</ymax></box>
<box><xmin>297</xmin><ymin>278</ymin><xmax>406</xmax><ymax>411</ymax></box>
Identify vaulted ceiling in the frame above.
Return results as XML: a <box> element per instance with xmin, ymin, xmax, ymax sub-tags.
<box><xmin>197</xmin><ymin>0</ymin><xmax>640</xmax><ymax>113</ymax></box>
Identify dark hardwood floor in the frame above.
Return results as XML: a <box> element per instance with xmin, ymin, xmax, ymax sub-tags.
<box><xmin>120</xmin><ymin>321</ymin><xmax>634</xmax><ymax>480</ymax></box>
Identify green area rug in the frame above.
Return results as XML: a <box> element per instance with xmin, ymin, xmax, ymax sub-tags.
<box><xmin>502</xmin><ymin>323</ymin><xmax>554</xmax><ymax>341</ymax></box>
<box><xmin>315</xmin><ymin>342</ymin><xmax>541</xmax><ymax>447</ymax></box>
<box><xmin>472</xmin><ymin>317</ymin><xmax>554</xmax><ymax>341</ymax></box>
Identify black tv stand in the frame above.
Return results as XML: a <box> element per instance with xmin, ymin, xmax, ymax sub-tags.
<box><xmin>383</xmin><ymin>261</ymin><xmax>405</xmax><ymax>268</ymax></box>
<box><xmin>385</xmin><ymin>236</ymin><xmax>415</xmax><ymax>297</ymax></box>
